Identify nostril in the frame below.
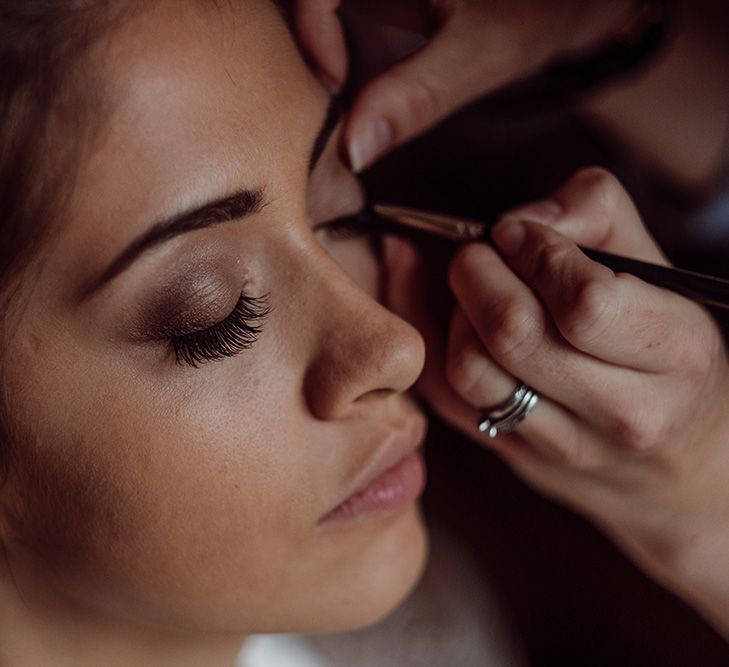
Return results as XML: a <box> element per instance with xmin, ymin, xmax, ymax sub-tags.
<box><xmin>303</xmin><ymin>311</ymin><xmax>425</xmax><ymax>421</ymax></box>
<box><xmin>355</xmin><ymin>387</ymin><xmax>395</xmax><ymax>405</ymax></box>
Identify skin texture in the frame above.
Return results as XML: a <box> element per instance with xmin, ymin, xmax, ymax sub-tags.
<box><xmin>0</xmin><ymin>2</ymin><xmax>427</xmax><ymax>665</ymax></box>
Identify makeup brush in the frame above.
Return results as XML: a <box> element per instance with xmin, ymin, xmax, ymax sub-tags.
<box><xmin>373</xmin><ymin>203</ymin><xmax>729</xmax><ymax>312</ymax></box>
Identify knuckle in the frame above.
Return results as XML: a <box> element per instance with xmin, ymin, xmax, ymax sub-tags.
<box><xmin>522</xmin><ymin>236</ymin><xmax>574</xmax><ymax>287</ymax></box>
<box><xmin>448</xmin><ymin>244</ymin><xmax>493</xmax><ymax>292</ymax></box>
<box><xmin>566</xmin><ymin>167</ymin><xmax>624</xmax><ymax>234</ymax></box>
<box><xmin>571</xmin><ymin>166</ymin><xmax>622</xmax><ymax>204</ymax></box>
<box><xmin>482</xmin><ymin>298</ymin><xmax>544</xmax><ymax>366</ymax></box>
<box><xmin>612</xmin><ymin>405</ymin><xmax>671</xmax><ymax>454</ymax></box>
<box><xmin>534</xmin><ymin>238</ymin><xmax>572</xmax><ymax>278</ymax></box>
<box><xmin>562</xmin><ymin>278</ymin><xmax>620</xmax><ymax>346</ymax></box>
<box><xmin>681</xmin><ymin>320</ymin><xmax>722</xmax><ymax>381</ymax></box>
<box><xmin>399</xmin><ymin>74</ymin><xmax>445</xmax><ymax>134</ymax></box>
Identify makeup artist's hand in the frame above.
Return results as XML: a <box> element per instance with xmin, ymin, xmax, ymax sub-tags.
<box><xmin>295</xmin><ymin>0</ymin><xmax>633</xmax><ymax>171</ymax></box>
<box><xmin>384</xmin><ymin>167</ymin><xmax>729</xmax><ymax>638</ymax></box>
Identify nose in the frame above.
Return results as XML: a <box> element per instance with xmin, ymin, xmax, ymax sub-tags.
<box><xmin>302</xmin><ymin>255</ymin><xmax>425</xmax><ymax>421</ymax></box>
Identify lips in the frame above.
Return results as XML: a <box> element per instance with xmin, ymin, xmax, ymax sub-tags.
<box><xmin>319</xmin><ymin>414</ymin><xmax>428</xmax><ymax>526</ymax></box>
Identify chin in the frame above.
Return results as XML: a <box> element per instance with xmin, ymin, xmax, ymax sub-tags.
<box><xmin>240</xmin><ymin>505</ymin><xmax>429</xmax><ymax>637</ymax></box>
<box><xmin>320</xmin><ymin>504</ymin><xmax>430</xmax><ymax>634</ymax></box>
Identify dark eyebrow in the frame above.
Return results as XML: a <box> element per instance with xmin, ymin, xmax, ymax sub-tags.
<box><xmin>81</xmin><ymin>98</ymin><xmax>341</xmax><ymax>301</ymax></box>
<box><xmin>80</xmin><ymin>188</ymin><xmax>266</xmax><ymax>300</ymax></box>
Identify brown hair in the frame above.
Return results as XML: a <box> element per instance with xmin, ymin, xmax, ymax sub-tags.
<box><xmin>0</xmin><ymin>1</ymin><xmax>130</xmax><ymax>485</ymax></box>
<box><xmin>0</xmin><ymin>3</ymin><xmax>121</xmax><ymax>306</ymax></box>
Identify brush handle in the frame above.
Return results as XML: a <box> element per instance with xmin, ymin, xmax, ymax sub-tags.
<box><xmin>576</xmin><ymin>246</ymin><xmax>729</xmax><ymax>311</ymax></box>
<box><xmin>370</xmin><ymin>204</ymin><xmax>729</xmax><ymax>311</ymax></box>
<box><xmin>474</xmin><ymin>223</ymin><xmax>729</xmax><ymax>312</ymax></box>
<box><xmin>472</xmin><ymin>222</ymin><xmax>729</xmax><ymax>311</ymax></box>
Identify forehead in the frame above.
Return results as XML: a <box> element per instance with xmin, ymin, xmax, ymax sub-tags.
<box><xmin>92</xmin><ymin>0</ymin><xmax>317</xmax><ymax>191</ymax></box>
<box><xmin>57</xmin><ymin>0</ymin><xmax>323</xmax><ymax>287</ymax></box>
<box><xmin>103</xmin><ymin>1</ymin><xmax>299</xmax><ymax>125</ymax></box>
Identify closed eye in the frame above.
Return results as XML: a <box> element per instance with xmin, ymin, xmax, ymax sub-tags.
<box><xmin>314</xmin><ymin>209</ymin><xmax>376</xmax><ymax>241</ymax></box>
<box><xmin>171</xmin><ymin>292</ymin><xmax>271</xmax><ymax>367</ymax></box>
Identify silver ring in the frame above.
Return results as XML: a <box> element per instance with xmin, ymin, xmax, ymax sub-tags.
<box><xmin>477</xmin><ymin>382</ymin><xmax>539</xmax><ymax>438</ymax></box>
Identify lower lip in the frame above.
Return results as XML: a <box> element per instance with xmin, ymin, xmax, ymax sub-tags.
<box><xmin>320</xmin><ymin>450</ymin><xmax>426</xmax><ymax>526</ymax></box>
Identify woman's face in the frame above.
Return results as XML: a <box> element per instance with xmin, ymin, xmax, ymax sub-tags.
<box><xmin>0</xmin><ymin>0</ymin><xmax>427</xmax><ymax>638</ymax></box>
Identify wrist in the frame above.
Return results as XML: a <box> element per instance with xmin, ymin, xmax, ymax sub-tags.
<box><xmin>602</xmin><ymin>431</ymin><xmax>729</xmax><ymax>638</ymax></box>
<box><xmin>659</xmin><ymin>529</ymin><xmax>729</xmax><ymax>639</ymax></box>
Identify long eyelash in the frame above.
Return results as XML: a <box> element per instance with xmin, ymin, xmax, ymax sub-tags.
<box><xmin>172</xmin><ymin>293</ymin><xmax>271</xmax><ymax>368</ymax></box>
<box><xmin>321</xmin><ymin>210</ymin><xmax>375</xmax><ymax>240</ymax></box>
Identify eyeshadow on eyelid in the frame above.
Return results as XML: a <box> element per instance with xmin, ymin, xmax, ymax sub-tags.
<box><xmin>138</xmin><ymin>270</ymin><xmax>241</xmax><ymax>339</ymax></box>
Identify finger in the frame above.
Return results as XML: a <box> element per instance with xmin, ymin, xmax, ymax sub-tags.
<box><xmin>385</xmin><ymin>236</ymin><xmax>643</xmax><ymax>467</ymax></box>
<box><xmin>445</xmin><ymin>297</ymin><xmax>615</xmax><ymax>467</ymax></box>
<box><xmin>343</xmin><ymin>17</ymin><xmax>519</xmax><ymax>172</ymax></box>
<box><xmin>382</xmin><ymin>234</ymin><xmax>524</xmax><ymax>441</ymax></box>
<box><xmin>491</xmin><ymin>218</ymin><xmax>712</xmax><ymax>373</ymax></box>
<box><xmin>446</xmin><ymin>303</ymin><xmax>619</xmax><ymax>466</ymax></box>
<box><xmin>294</xmin><ymin>0</ymin><xmax>347</xmax><ymax>93</ymax></box>
<box><xmin>448</xmin><ymin>242</ymin><xmax>659</xmax><ymax>438</ymax></box>
<box><xmin>502</xmin><ymin>167</ymin><xmax>667</xmax><ymax>263</ymax></box>
<box><xmin>445</xmin><ymin>307</ymin><xmax>517</xmax><ymax>408</ymax></box>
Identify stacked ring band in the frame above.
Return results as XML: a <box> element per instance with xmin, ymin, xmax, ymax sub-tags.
<box><xmin>477</xmin><ymin>382</ymin><xmax>540</xmax><ymax>438</ymax></box>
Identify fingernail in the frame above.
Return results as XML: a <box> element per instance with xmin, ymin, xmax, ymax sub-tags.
<box><xmin>318</xmin><ymin>68</ymin><xmax>342</xmax><ymax>95</ymax></box>
<box><xmin>492</xmin><ymin>220</ymin><xmax>526</xmax><ymax>256</ymax></box>
<box><xmin>501</xmin><ymin>200</ymin><xmax>562</xmax><ymax>225</ymax></box>
<box><xmin>348</xmin><ymin>116</ymin><xmax>393</xmax><ymax>173</ymax></box>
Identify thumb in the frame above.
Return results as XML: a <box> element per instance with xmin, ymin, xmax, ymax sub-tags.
<box><xmin>344</xmin><ymin>19</ymin><xmax>516</xmax><ymax>173</ymax></box>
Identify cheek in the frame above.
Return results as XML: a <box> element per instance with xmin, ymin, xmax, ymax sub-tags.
<box><xmin>2</xmin><ymin>338</ymin><xmax>316</xmax><ymax>628</ymax></box>
<box><xmin>2</xmin><ymin>242</ymin><xmax>424</xmax><ymax>634</ymax></box>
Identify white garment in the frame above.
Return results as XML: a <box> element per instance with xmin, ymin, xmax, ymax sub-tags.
<box><xmin>238</xmin><ymin>635</ymin><xmax>329</xmax><ymax>667</ymax></box>
<box><xmin>235</xmin><ymin>524</ymin><xmax>526</xmax><ymax>667</ymax></box>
